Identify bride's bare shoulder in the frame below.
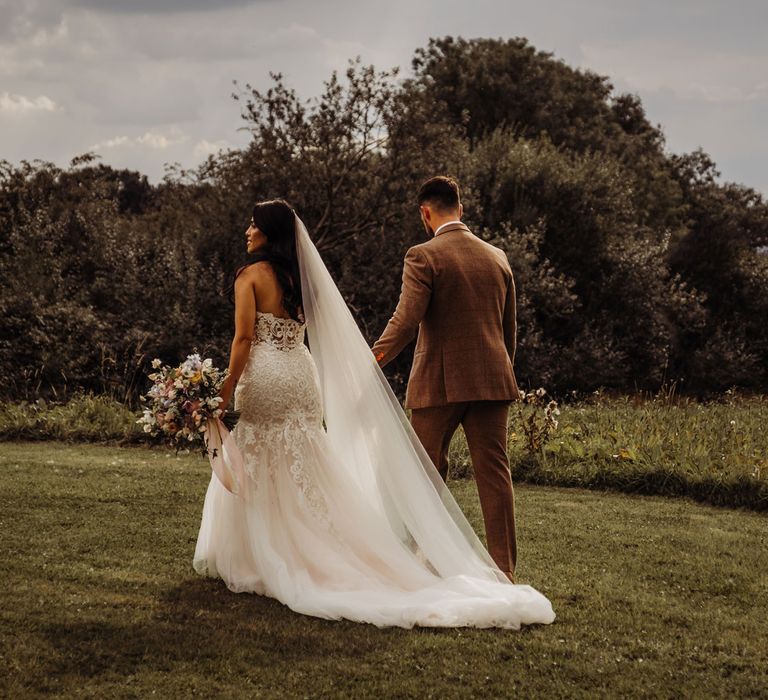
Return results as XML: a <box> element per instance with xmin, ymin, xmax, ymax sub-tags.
<box><xmin>237</xmin><ymin>261</ymin><xmax>276</xmax><ymax>283</ymax></box>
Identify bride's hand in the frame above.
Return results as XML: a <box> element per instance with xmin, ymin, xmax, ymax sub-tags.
<box><xmin>217</xmin><ymin>380</ymin><xmax>234</xmax><ymax>414</ymax></box>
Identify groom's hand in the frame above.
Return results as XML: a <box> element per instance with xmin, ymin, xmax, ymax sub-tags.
<box><xmin>371</xmin><ymin>348</ymin><xmax>385</xmax><ymax>365</ymax></box>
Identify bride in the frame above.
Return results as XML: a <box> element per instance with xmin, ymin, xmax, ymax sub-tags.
<box><xmin>193</xmin><ymin>199</ymin><xmax>556</xmax><ymax>629</ymax></box>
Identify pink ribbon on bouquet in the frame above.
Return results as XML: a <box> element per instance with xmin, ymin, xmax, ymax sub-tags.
<box><xmin>205</xmin><ymin>417</ymin><xmax>248</xmax><ymax>500</ymax></box>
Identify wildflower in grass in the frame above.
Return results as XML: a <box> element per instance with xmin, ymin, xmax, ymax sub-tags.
<box><xmin>517</xmin><ymin>387</ymin><xmax>560</xmax><ymax>455</ymax></box>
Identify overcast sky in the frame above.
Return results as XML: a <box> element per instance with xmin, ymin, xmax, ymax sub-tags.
<box><xmin>1</xmin><ymin>0</ymin><xmax>766</xmax><ymax>193</ymax></box>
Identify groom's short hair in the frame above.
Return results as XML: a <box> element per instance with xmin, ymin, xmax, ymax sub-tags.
<box><xmin>418</xmin><ymin>176</ymin><xmax>460</xmax><ymax>213</ymax></box>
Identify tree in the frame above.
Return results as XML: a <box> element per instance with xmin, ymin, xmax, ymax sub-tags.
<box><xmin>668</xmin><ymin>150</ymin><xmax>768</xmax><ymax>390</ymax></box>
<box><xmin>1</xmin><ymin>37</ymin><xmax>766</xmax><ymax>401</ymax></box>
<box><xmin>411</xmin><ymin>37</ymin><xmax>686</xmax><ymax>231</ymax></box>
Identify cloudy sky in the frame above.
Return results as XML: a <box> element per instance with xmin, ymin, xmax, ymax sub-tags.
<box><xmin>1</xmin><ymin>0</ymin><xmax>766</xmax><ymax>193</ymax></box>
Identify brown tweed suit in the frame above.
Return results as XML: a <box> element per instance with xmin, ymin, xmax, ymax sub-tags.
<box><xmin>372</xmin><ymin>222</ymin><xmax>522</xmax><ymax>576</ymax></box>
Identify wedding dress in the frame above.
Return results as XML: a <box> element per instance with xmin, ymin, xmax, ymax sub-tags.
<box><xmin>192</xmin><ymin>217</ymin><xmax>556</xmax><ymax>629</ymax></box>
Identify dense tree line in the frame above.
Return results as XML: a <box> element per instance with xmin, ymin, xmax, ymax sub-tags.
<box><xmin>2</xmin><ymin>36</ymin><xmax>767</xmax><ymax>403</ymax></box>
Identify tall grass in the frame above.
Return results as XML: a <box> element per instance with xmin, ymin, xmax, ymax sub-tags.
<box><xmin>0</xmin><ymin>394</ymin><xmax>144</xmax><ymax>443</ymax></box>
<box><xmin>2</xmin><ymin>392</ymin><xmax>766</xmax><ymax>510</ymax></box>
<box><xmin>450</xmin><ymin>392</ymin><xmax>768</xmax><ymax>511</ymax></box>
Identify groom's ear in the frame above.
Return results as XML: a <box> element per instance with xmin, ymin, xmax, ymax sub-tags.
<box><xmin>458</xmin><ymin>202</ymin><xmax>464</xmax><ymax>219</ymax></box>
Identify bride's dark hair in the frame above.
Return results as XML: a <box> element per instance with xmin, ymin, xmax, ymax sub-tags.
<box><xmin>227</xmin><ymin>198</ymin><xmax>303</xmax><ymax>322</ymax></box>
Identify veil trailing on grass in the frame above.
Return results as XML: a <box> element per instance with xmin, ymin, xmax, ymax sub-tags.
<box><xmin>294</xmin><ymin>214</ymin><xmax>509</xmax><ymax>583</ymax></box>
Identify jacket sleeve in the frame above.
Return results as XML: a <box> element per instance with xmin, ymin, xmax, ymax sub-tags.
<box><xmin>502</xmin><ymin>267</ymin><xmax>518</xmax><ymax>369</ymax></box>
<box><xmin>371</xmin><ymin>246</ymin><xmax>433</xmax><ymax>367</ymax></box>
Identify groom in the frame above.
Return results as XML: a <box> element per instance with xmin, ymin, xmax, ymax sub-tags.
<box><xmin>372</xmin><ymin>176</ymin><xmax>522</xmax><ymax>582</ymax></box>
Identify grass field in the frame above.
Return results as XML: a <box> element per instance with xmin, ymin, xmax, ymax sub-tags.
<box><xmin>2</xmin><ymin>441</ymin><xmax>767</xmax><ymax>698</ymax></box>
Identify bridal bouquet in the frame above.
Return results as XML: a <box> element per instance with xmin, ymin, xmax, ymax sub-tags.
<box><xmin>136</xmin><ymin>353</ymin><xmax>239</xmax><ymax>455</ymax></box>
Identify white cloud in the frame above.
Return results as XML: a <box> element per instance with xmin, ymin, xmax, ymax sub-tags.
<box><xmin>136</xmin><ymin>127</ymin><xmax>187</xmax><ymax>149</ymax></box>
<box><xmin>193</xmin><ymin>139</ymin><xmax>231</xmax><ymax>157</ymax></box>
<box><xmin>0</xmin><ymin>91</ymin><xmax>58</xmax><ymax>113</ymax></box>
<box><xmin>579</xmin><ymin>42</ymin><xmax>768</xmax><ymax>103</ymax></box>
<box><xmin>90</xmin><ymin>126</ymin><xmax>187</xmax><ymax>151</ymax></box>
<box><xmin>322</xmin><ymin>37</ymin><xmax>367</xmax><ymax>70</ymax></box>
<box><xmin>90</xmin><ymin>135</ymin><xmax>130</xmax><ymax>149</ymax></box>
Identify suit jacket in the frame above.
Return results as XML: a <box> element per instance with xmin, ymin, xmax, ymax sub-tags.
<box><xmin>372</xmin><ymin>222</ymin><xmax>521</xmax><ymax>409</ymax></box>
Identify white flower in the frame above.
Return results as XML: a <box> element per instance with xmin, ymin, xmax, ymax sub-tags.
<box><xmin>151</xmin><ymin>358</ymin><xmax>162</xmax><ymax>369</ymax></box>
<box><xmin>536</xmin><ymin>387</ymin><xmax>546</xmax><ymax>397</ymax></box>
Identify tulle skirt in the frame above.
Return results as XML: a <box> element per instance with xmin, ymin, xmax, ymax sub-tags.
<box><xmin>193</xmin><ymin>406</ymin><xmax>556</xmax><ymax>629</ymax></box>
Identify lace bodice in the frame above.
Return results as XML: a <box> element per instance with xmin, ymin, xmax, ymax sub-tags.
<box><xmin>254</xmin><ymin>311</ymin><xmax>306</xmax><ymax>351</ymax></box>
<box><xmin>234</xmin><ymin>309</ymin><xmax>326</xmax><ymax>526</ymax></box>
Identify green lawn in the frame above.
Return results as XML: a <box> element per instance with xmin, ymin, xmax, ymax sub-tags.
<box><xmin>2</xmin><ymin>442</ymin><xmax>767</xmax><ymax>698</ymax></box>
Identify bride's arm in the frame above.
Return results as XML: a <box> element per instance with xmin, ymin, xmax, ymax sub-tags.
<box><xmin>218</xmin><ymin>268</ymin><xmax>257</xmax><ymax>410</ymax></box>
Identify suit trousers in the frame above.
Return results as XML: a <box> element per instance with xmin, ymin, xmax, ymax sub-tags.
<box><xmin>410</xmin><ymin>400</ymin><xmax>517</xmax><ymax>576</ymax></box>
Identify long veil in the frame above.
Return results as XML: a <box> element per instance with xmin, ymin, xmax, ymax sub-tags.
<box><xmin>295</xmin><ymin>215</ymin><xmax>509</xmax><ymax>584</ymax></box>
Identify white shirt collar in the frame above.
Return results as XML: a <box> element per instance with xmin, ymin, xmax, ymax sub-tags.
<box><xmin>433</xmin><ymin>220</ymin><xmax>464</xmax><ymax>237</ymax></box>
